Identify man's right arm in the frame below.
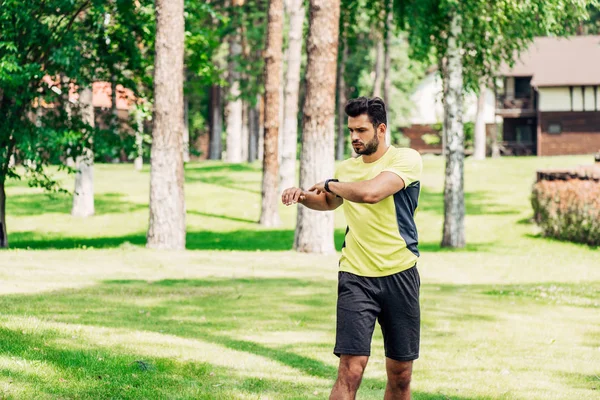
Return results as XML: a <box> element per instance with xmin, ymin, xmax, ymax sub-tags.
<box><xmin>282</xmin><ymin>187</ymin><xmax>343</xmax><ymax>211</ymax></box>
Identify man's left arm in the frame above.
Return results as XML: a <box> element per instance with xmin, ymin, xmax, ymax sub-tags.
<box><xmin>309</xmin><ymin>172</ymin><xmax>405</xmax><ymax>204</ymax></box>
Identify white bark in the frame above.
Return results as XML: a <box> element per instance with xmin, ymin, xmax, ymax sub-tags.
<box><xmin>373</xmin><ymin>38</ymin><xmax>384</xmax><ymax>98</ymax></box>
<box><xmin>183</xmin><ymin>93</ymin><xmax>190</xmax><ymax>162</ymax></box>
<box><xmin>225</xmin><ymin>30</ymin><xmax>244</xmax><ymax>163</ymax></box>
<box><xmin>280</xmin><ymin>0</ymin><xmax>305</xmax><ymax>190</ymax></box>
<box><xmin>72</xmin><ymin>87</ymin><xmax>95</xmax><ymax>218</ymax></box>
<box><xmin>441</xmin><ymin>12</ymin><xmax>466</xmax><ymax>248</ymax></box>
<box><xmin>473</xmin><ymin>80</ymin><xmax>487</xmax><ymax>160</ymax></box>
<box><xmin>135</xmin><ymin>110</ymin><xmax>144</xmax><ymax>171</ymax></box>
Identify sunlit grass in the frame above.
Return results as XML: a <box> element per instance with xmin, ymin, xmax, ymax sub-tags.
<box><xmin>1</xmin><ymin>154</ymin><xmax>599</xmax><ymax>399</ymax></box>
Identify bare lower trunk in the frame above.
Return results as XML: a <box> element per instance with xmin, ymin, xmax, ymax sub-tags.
<box><xmin>473</xmin><ymin>80</ymin><xmax>487</xmax><ymax>160</ymax></box>
<box><xmin>491</xmin><ymin>123</ymin><xmax>501</xmax><ymax>158</ymax></box>
<box><xmin>280</xmin><ymin>0</ymin><xmax>305</xmax><ymax>189</ymax></box>
<box><xmin>241</xmin><ymin>101</ymin><xmax>250</xmax><ymax>162</ymax></box>
<box><xmin>183</xmin><ymin>93</ymin><xmax>190</xmax><ymax>162</ymax></box>
<box><xmin>72</xmin><ymin>87</ymin><xmax>95</xmax><ymax>217</ymax></box>
<box><xmin>209</xmin><ymin>85</ymin><xmax>223</xmax><ymax>160</ymax></box>
<box><xmin>225</xmin><ymin>27</ymin><xmax>244</xmax><ymax>163</ymax></box>
<box><xmin>373</xmin><ymin>38</ymin><xmax>384</xmax><ymax>98</ymax></box>
<box><xmin>258</xmin><ymin>94</ymin><xmax>265</xmax><ymax>162</ymax></box>
<box><xmin>259</xmin><ymin>0</ymin><xmax>284</xmax><ymax>227</ymax></box>
<box><xmin>336</xmin><ymin>31</ymin><xmax>347</xmax><ymax>161</ymax></box>
<box><xmin>441</xmin><ymin>12</ymin><xmax>465</xmax><ymax>249</ymax></box>
<box><xmin>295</xmin><ymin>0</ymin><xmax>340</xmax><ymax>254</ymax></box>
<box><xmin>0</xmin><ymin>181</ymin><xmax>7</xmax><ymax>248</ymax></box>
<box><xmin>134</xmin><ymin>110</ymin><xmax>144</xmax><ymax>171</ymax></box>
<box><xmin>147</xmin><ymin>0</ymin><xmax>186</xmax><ymax>250</ymax></box>
<box><xmin>248</xmin><ymin>102</ymin><xmax>259</xmax><ymax>162</ymax></box>
<box><xmin>383</xmin><ymin>0</ymin><xmax>392</xmax><ymax>145</ymax></box>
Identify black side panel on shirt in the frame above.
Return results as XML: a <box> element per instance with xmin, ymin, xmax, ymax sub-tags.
<box><xmin>393</xmin><ymin>181</ymin><xmax>420</xmax><ymax>257</ymax></box>
<box><xmin>342</xmin><ymin>226</ymin><xmax>350</xmax><ymax>249</ymax></box>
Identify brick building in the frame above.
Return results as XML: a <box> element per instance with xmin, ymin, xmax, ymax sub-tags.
<box><xmin>497</xmin><ymin>36</ymin><xmax>600</xmax><ymax>156</ymax></box>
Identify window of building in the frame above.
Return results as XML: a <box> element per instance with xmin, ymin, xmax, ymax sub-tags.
<box><xmin>548</xmin><ymin>123</ymin><xmax>562</xmax><ymax>134</ymax></box>
<box><xmin>514</xmin><ymin>77</ymin><xmax>532</xmax><ymax>98</ymax></box>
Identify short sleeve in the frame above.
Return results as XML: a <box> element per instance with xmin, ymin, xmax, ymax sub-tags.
<box><xmin>383</xmin><ymin>149</ymin><xmax>422</xmax><ymax>188</ymax></box>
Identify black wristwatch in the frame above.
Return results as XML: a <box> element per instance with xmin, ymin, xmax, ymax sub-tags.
<box><xmin>324</xmin><ymin>178</ymin><xmax>339</xmax><ymax>194</ymax></box>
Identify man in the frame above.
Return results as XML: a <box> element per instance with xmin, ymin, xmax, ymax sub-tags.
<box><xmin>282</xmin><ymin>97</ymin><xmax>422</xmax><ymax>400</ymax></box>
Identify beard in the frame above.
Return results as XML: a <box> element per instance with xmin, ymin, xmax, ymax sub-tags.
<box><xmin>353</xmin><ymin>134</ymin><xmax>379</xmax><ymax>155</ymax></box>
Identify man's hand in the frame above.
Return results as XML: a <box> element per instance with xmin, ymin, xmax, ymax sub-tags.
<box><xmin>308</xmin><ymin>181</ymin><xmax>326</xmax><ymax>195</ymax></box>
<box><xmin>281</xmin><ymin>187</ymin><xmax>307</xmax><ymax>206</ymax></box>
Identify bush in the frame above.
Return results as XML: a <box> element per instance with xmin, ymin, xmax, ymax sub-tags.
<box><xmin>532</xmin><ymin>179</ymin><xmax>600</xmax><ymax>246</ymax></box>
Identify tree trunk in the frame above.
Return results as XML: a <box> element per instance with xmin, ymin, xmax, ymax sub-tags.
<box><xmin>0</xmin><ymin>180</ymin><xmax>7</xmax><ymax>248</ymax></box>
<box><xmin>441</xmin><ymin>12</ymin><xmax>466</xmax><ymax>249</ymax></box>
<box><xmin>295</xmin><ymin>0</ymin><xmax>340</xmax><ymax>254</ymax></box>
<box><xmin>134</xmin><ymin>110</ymin><xmax>144</xmax><ymax>171</ymax></box>
<box><xmin>241</xmin><ymin>101</ymin><xmax>249</xmax><ymax>162</ymax></box>
<box><xmin>280</xmin><ymin>0</ymin><xmax>305</xmax><ymax>190</ymax></box>
<box><xmin>383</xmin><ymin>0</ymin><xmax>393</xmax><ymax>145</ymax></box>
<box><xmin>248</xmin><ymin>101</ymin><xmax>259</xmax><ymax>162</ymax></box>
<box><xmin>147</xmin><ymin>0</ymin><xmax>186</xmax><ymax>250</ymax></box>
<box><xmin>258</xmin><ymin>94</ymin><xmax>265</xmax><ymax>161</ymax></box>
<box><xmin>336</xmin><ymin>30</ymin><xmax>348</xmax><ymax>161</ymax></box>
<box><xmin>259</xmin><ymin>0</ymin><xmax>284</xmax><ymax>227</ymax></box>
<box><xmin>373</xmin><ymin>37</ymin><xmax>384</xmax><ymax>98</ymax></box>
<box><xmin>225</xmin><ymin>22</ymin><xmax>244</xmax><ymax>163</ymax></box>
<box><xmin>183</xmin><ymin>92</ymin><xmax>190</xmax><ymax>163</ymax></box>
<box><xmin>473</xmin><ymin>79</ymin><xmax>487</xmax><ymax>160</ymax></box>
<box><xmin>209</xmin><ymin>85</ymin><xmax>223</xmax><ymax>160</ymax></box>
<box><xmin>72</xmin><ymin>87</ymin><xmax>95</xmax><ymax>218</ymax></box>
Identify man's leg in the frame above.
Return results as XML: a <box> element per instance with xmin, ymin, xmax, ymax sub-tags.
<box><xmin>330</xmin><ymin>355</ymin><xmax>369</xmax><ymax>400</ymax></box>
<box><xmin>384</xmin><ymin>358</ymin><xmax>413</xmax><ymax>400</ymax></box>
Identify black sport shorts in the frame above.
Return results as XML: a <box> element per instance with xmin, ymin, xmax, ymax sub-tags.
<box><xmin>334</xmin><ymin>265</ymin><xmax>420</xmax><ymax>362</ymax></box>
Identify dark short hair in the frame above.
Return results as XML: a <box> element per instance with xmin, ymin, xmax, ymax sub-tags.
<box><xmin>344</xmin><ymin>97</ymin><xmax>387</xmax><ymax>130</ymax></box>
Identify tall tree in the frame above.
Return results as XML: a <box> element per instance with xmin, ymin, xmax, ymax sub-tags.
<box><xmin>383</xmin><ymin>0</ymin><xmax>393</xmax><ymax>145</ymax></box>
<box><xmin>280</xmin><ymin>0</ymin><xmax>306</xmax><ymax>190</ymax></box>
<box><xmin>147</xmin><ymin>0</ymin><xmax>186</xmax><ymax>249</ymax></box>
<box><xmin>396</xmin><ymin>0</ymin><xmax>592</xmax><ymax>248</ymax></box>
<box><xmin>373</xmin><ymin>38</ymin><xmax>384</xmax><ymax>98</ymax></box>
<box><xmin>295</xmin><ymin>0</ymin><xmax>340</xmax><ymax>253</ymax></box>
<box><xmin>473</xmin><ymin>80</ymin><xmax>487</xmax><ymax>160</ymax></box>
<box><xmin>209</xmin><ymin>85</ymin><xmax>223</xmax><ymax>160</ymax></box>
<box><xmin>225</xmin><ymin>0</ymin><xmax>245</xmax><ymax>163</ymax></box>
<box><xmin>441</xmin><ymin>10</ymin><xmax>465</xmax><ymax>248</ymax></box>
<box><xmin>336</xmin><ymin>27</ymin><xmax>348</xmax><ymax>161</ymax></box>
<box><xmin>259</xmin><ymin>0</ymin><xmax>284</xmax><ymax>227</ymax></box>
<box><xmin>72</xmin><ymin>87</ymin><xmax>95</xmax><ymax>217</ymax></box>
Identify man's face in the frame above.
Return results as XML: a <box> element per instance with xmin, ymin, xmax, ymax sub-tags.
<box><xmin>348</xmin><ymin>114</ymin><xmax>380</xmax><ymax>156</ymax></box>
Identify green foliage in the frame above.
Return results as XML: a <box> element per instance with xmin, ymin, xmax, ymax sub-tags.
<box><xmin>532</xmin><ymin>177</ymin><xmax>600</xmax><ymax>246</ymax></box>
<box><xmin>395</xmin><ymin>0</ymin><xmax>597</xmax><ymax>90</ymax></box>
<box><xmin>0</xmin><ymin>0</ymin><xmax>152</xmax><ymax>188</ymax></box>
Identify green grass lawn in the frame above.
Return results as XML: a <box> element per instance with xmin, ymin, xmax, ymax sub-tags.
<box><xmin>1</xmin><ymin>154</ymin><xmax>599</xmax><ymax>399</ymax></box>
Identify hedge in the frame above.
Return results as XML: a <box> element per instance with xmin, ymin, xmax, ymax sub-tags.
<box><xmin>532</xmin><ymin>179</ymin><xmax>600</xmax><ymax>246</ymax></box>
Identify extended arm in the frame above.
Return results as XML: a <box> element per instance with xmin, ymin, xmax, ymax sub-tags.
<box><xmin>310</xmin><ymin>172</ymin><xmax>406</xmax><ymax>204</ymax></box>
<box><xmin>282</xmin><ymin>187</ymin><xmax>343</xmax><ymax>211</ymax></box>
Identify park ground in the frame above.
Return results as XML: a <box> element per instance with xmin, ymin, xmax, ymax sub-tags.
<box><xmin>0</xmin><ymin>155</ymin><xmax>599</xmax><ymax>399</ymax></box>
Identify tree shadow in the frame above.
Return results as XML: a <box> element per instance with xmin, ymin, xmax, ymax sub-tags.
<box><xmin>187</xmin><ymin>210</ymin><xmax>257</xmax><ymax>224</ymax></box>
<box><xmin>7</xmin><ymin>192</ymin><xmax>147</xmax><ymax>216</ymax></box>
<box><xmin>418</xmin><ymin>187</ymin><xmax>521</xmax><ymax>216</ymax></box>
<box><xmin>0</xmin><ymin>278</ymin><xmax>497</xmax><ymax>399</ymax></box>
<box><xmin>8</xmin><ymin>228</ymin><xmax>495</xmax><ymax>252</ymax></box>
<box><xmin>524</xmin><ymin>233</ymin><xmax>599</xmax><ymax>250</ymax></box>
<box><xmin>185</xmin><ymin>165</ymin><xmax>261</xmax><ymax>195</ymax></box>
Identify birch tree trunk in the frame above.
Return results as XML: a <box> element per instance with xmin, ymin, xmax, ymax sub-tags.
<box><xmin>373</xmin><ymin>38</ymin><xmax>384</xmax><ymax>98</ymax></box>
<box><xmin>147</xmin><ymin>0</ymin><xmax>186</xmax><ymax>250</ymax></box>
<box><xmin>473</xmin><ymin>80</ymin><xmax>487</xmax><ymax>160</ymax></box>
<box><xmin>383</xmin><ymin>0</ymin><xmax>393</xmax><ymax>145</ymax></box>
<box><xmin>336</xmin><ymin>31</ymin><xmax>348</xmax><ymax>161</ymax></box>
<box><xmin>248</xmin><ymin>101</ymin><xmax>259</xmax><ymax>162</ymax></box>
<box><xmin>225</xmin><ymin>4</ymin><xmax>244</xmax><ymax>163</ymax></box>
<box><xmin>259</xmin><ymin>0</ymin><xmax>284</xmax><ymax>227</ymax></box>
<box><xmin>209</xmin><ymin>85</ymin><xmax>223</xmax><ymax>160</ymax></box>
<box><xmin>294</xmin><ymin>0</ymin><xmax>340</xmax><ymax>254</ymax></box>
<box><xmin>280</xmin><ymin>0</ymin><xmax>305</xmax><ymax>190</ymax></box>
<box><xmin>183</xmin><ymin>92</ymin><xmax>190</xmax><ymax>162</ymax></box>
<box><xmin>72</xmin><ymin>87</ymin><xmax>95</xmax><ymax>218</ymax></box>
<box><xmin>134</xmin><ymin>110</ymin><xmax>144</xmax><ymax>171</ymax></box>
<box><xmin>441</xmin><ymin>12</ymin><xmax>466</xmax><ymax>248</ymax></box>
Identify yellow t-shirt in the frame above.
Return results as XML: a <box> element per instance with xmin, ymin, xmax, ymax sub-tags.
<box><xmin>335</xmin><ymin>146</ymin><xmax>422</xmax><ymax>277</ymax></box>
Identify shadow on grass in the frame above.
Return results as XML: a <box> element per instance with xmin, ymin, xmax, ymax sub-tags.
<box><xmin>8</xmin><ymin>229</ymin><xmax>495</xmax><ymax>253</ymax></box>
<box><xmin>0</xmin><ymin>277</ymin><xmax>496</xmax><ymax>399</ymax></box>
<box><xmin>524</xmin><ymin>233</ymin><xmax>599</xmax><ymax>250</ymax></box>
<box><xmin>7</xmin><ymin>192</ymin><xmax>147</xmax><ymax>216</ymax></box>
<box><xmin>185</xmin><ymin>164</ymin><xmax>261</xmax><ymax>195</ymax></box>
